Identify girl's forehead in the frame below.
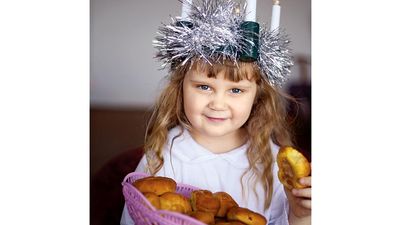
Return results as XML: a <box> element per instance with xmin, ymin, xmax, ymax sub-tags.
<box><xmin>186</xmin><ymin>69</ymin><xmax>256</xmax><ymax>87</ymax></box>
<box><xmin>187</xmin><ymin>61</ymin><xmax>258</xmax><ymax>82</ymax></box>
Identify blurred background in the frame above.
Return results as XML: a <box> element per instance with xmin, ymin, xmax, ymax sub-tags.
<box><xmin>90</xmin><ymin>0</ymin><xmax>310</xmax><ymax>224</ymax></box>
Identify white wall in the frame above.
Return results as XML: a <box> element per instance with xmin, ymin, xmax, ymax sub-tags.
<box><xmin>91</xmin><ymin>0</ymin><xmax>311</xmax><ymax>108</ymax></box>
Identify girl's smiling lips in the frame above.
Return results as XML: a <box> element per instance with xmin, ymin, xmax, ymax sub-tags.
<box><xmin>205</xmin><ymin>115</ymin><xmax>228</xmax><ymax>122</ymax></box>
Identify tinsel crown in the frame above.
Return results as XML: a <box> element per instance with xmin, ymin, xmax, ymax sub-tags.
<box><xmin>153</xmin><ymin>0</ymin><xmax>293</xmax><ymax>87</ymax></box>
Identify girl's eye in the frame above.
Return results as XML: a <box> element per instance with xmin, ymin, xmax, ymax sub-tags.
<box><xmin>198</xmin><ymin>85</ymin><xmax>210</xmax><ymax>91</ymax></box>
<box><xmin>231</xmin><ymin>88</ymin><xmax>242</xmax><ymax>94</ymax></box>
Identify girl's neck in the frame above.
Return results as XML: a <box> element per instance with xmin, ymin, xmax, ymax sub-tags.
<box><xmin>189</xmin><ymin>128</ymin><xmax>248</xmax><ymax>154</ymax></box>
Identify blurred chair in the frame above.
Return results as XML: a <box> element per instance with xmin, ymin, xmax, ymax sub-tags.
<box><xmin>287</xmin><ymin>55</ymin><xmax>311</xmax><ymax>161</ymax></box>
<box><xmin>90</xmin><ymin>147</ymin><xmax>144</xmax><ymax>225</ymax></box>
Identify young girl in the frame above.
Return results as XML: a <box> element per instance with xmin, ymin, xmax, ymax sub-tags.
<box><xmin>121</xmin><ymin>1</ymin><xmax>311</xmax><ymax>224</ymax></box>
<box><xmin>121</xmin><ymin>59</ymin><xmax>311</xmax><ymax>225</ymax></box>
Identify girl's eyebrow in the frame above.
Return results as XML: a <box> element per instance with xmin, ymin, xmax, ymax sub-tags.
<box><xmin>230</xmin><ymin>84</ymin><xmax>252</xmax><ymax>89</ymax></box>
<box><xmin>189</xmin><ymin>79</ymin><xmax>211</xmax><ymax>83</ymax></box>
<box><xmin>189</xmin><ymin>79</ymin><xmax>252</xmax><ymax>89</ymax></box>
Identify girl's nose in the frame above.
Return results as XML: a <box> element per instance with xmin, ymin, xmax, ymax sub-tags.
<box><xmin>208</xmin><ymin>92</ymin><xmax>227</xmax><ymax>111</ymax></box>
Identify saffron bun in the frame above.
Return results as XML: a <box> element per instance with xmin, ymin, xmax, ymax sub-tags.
<box><xmin>190</xmin><ymin>211</ymin><xmax>216</xmax><ymax>225</ymax></box>
<box><xmin>213</xmin><ymin>192</ymin><xmax>239</xmax><ymax>217</ymax></box>
<box><xmin>215</xmin><ymin>221</ymin><xmax>247</xmax><ymax>225</ymax></box>
<box><xmin>226</xmin><ymin>206</ymin><xmax>267</xmax><ymax>225</ymax></box>
<box><xmin>133</xmin><ymin>176</ymin><xmax>177</xmax><ymax>195</ymax></box>
<box><xmin>277</xmin><ymin>146</ymin><xmax>311</xmax><ymax>190</ymax></box>
<box><xmin>191</xmin><ymin>190</ymin><xmax>220</xmax><ymax>216</ymax></box>
<box><xmin>159</xmin><ymin>192</ymin><xmax>192</xmax><ymax>214</ymax></box>
<box><xmin>143</xmin><ymin>192</ymin><xmax>161</xmax><ymax>209</ymax></box>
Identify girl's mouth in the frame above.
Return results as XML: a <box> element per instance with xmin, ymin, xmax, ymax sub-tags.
<box><xmin>206</xmin><ymin>116</ymin><xmax>227</xmax><ymax>122</ymax></box>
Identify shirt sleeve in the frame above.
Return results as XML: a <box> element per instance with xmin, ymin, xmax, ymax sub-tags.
<box><xmin>134</xmin><ymin>155</ymin><xmax>148</xmax><ymax>173</ymax></box>
<box><xmin>120</xmin><ymin>204</ymin><xmax>135</xmax><ymax>225</ymax></box>
<box><xmin>120</xmin><ymin>155</ymin><xmax>148</xmax><ymax>225</ymax></box>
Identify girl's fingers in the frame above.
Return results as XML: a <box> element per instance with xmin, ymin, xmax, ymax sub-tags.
<box><xmin>292</xmin><ymin>187</ymin><xmax>311</xmax><ymax>199</ymax></box>
<box><xmin>296</xmin><ymin>198</ymin><xmax>312</xmax><ymax>210</ymax></box>
<box><xmin>299</xmin><ymin>176</ymin><xmax>311</xmax><ymax>186</ymax></box>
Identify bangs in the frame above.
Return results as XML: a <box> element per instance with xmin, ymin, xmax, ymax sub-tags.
<box><xmin>190</xmin><ymin>59</ymin><xmax>261</xmax><ymax>83</ymax></box>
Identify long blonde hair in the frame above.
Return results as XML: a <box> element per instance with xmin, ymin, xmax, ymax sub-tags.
<box><xmin>144</xmin><ymin>59</ymin><xmax>293</xmax><ymax>210</ymax></box>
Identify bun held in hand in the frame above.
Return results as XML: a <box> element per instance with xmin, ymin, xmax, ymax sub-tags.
<box><xmin>277</xmin><ymin>146</ymin><xmax>311</xmax><ymax>190</ymax></box>
<box><xmin>133</xmin><ymin>176</ymin><xmax>177</xmax><ymax>195</ymax></box>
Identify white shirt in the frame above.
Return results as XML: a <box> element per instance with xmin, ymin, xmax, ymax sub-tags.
<box><xmin>121</xmin><ymin>126</ymin><xmax>289</xmax><ymax>225</ymax></box>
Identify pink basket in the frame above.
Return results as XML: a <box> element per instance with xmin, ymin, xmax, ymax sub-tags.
<box><xmin>122</xmin><ymin>172</ymin><xmax>206</xmax><ymax>225</ymax></box>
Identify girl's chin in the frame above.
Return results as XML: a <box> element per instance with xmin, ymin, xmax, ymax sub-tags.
<box><xmin>194</xmin><ymin>127</ymin><xmax>237</xmax><ymax>139</ymax></box>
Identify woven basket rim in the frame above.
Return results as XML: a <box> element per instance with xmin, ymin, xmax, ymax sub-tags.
<box><xmin>122</xmin><ymin>171</ymin><xmax>206</xmax><ymax>225</ymax></box>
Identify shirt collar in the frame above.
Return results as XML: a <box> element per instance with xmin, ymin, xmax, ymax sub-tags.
<box><xmin>166</xmin><ymin>126</ymin><xmax>250</xmax><ymax>168</ymax></box>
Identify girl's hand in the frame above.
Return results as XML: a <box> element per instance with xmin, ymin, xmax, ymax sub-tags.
<box><xmin>285</xmin><ymin>176</ymin><xmax>312</xmax><ymax>218</ymax></box>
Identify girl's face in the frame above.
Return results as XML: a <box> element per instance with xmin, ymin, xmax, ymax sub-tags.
<box><xmin>182</xmin><ymin>66</ymin><xmax>258</xmax><ymax>142</ymax></box>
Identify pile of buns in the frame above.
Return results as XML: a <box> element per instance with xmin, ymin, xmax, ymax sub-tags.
<box><xmin>133</xmin><ymin>176</ymin><xmax>267</xmax><ymax>225</ymax></box>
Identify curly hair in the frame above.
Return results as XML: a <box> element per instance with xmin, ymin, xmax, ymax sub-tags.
<box><xmin>144</xmin><ymin>59</ymin><xmax>293</xmax><ymax>210</ymax></box>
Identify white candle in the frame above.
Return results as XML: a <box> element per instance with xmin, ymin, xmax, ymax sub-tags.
<box><xmin>181</xmin><ymin>0</ymin><xmax>192</xmax><ymax>21</ymax></box>
<box><xmin>245</xmin><ymin>0</ymin><xmax>257</xmax><ymax>22</ymax></box>
<box><xmin>270</xmin><ymin>1</ymin><xmax>281</xmax><ymax>31</ymax></box>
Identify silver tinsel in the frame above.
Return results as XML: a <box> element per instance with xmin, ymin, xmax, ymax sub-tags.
<box><xmin>153</xmin><ymin>0</ymin><xmax>293</xmax><ymax>87</ymax></box>
<box><xmin>258</xmin><ymin>28</ymin><xmax>294</xmax><ymax>87</ymax></box>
